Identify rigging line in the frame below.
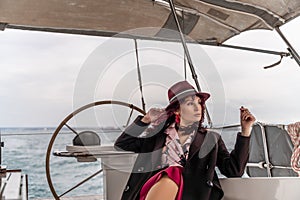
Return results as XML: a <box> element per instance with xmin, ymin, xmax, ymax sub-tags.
<box><xmin>183</xmin><ymin>48</ymin><xmax>187</xmax><ymax>82</ymax></box>
<box><xmin>125</xmin><ymin>106</ymin><xmax>134</xmax><ymax>128</ymax></box>
<box><xmin>59</xmin><ymin>169</ymin><xmax>103</xmax><ymax>198</ymax></box>
<box><xmin>134</xmin><ymin>39</ymin><xmax>146</xmax><ymax>112</ymax></box>
<box><xmin>184</xmin><ymin>48</ymin><xmax>187</xmax><ymax>80</ymax></box>
<box><xmin>168</xmin><ymin>0</ymin><xmax>213</xmax><ymax>127</ymax></box>
<box><xmin>181</xmin><ymin>9</ymin><xmax>187</xmax><ymax>80</ymax></box>
<box><xmin>263</xmin><ymin>55</ymin><xmax>283</xmax><ymax>69</ymax></box>
<box><xmin>168</xmin><ymin>0</ymin><xmax>199</xmax><ymax>86</ymax></box>
<box><xmin>1</xmin><ymin>133</ymin><xmax>60</xmax><ymax>136</ymax></box>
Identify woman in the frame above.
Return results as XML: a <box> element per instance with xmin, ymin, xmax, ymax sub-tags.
<box><xmin>115</xmin><ymin>81</ymin><xmax>255</xmax><ymax>200</ymax></box>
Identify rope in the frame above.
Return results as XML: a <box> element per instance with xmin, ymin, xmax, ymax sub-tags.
<box><xmin>263</xmin><ymin>55</ymin><xmax>283</xmax><ymax>69</ymax></box>
<box><xmin>287</xmin><ymin>122</ymin><xmax>300</xmax><ymax>176</ymax></box>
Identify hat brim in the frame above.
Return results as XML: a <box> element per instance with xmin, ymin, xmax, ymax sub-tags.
<box><xmin>165</xmin><ymin>91</ymin><xmax>210</xmax><ymax>111</ymax></box>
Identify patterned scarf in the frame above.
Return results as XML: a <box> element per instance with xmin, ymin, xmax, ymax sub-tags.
<box><xmin>161</xmin><ymin>123</ymin><xmax>196</xmax><ymax>168</ymax></box>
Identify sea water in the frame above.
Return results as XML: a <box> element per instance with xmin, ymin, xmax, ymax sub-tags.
<box><xmin>0</xmin><ymin>127</ymin><xmax>238</xmax><ymax>199</ymax></box>
<box><xmin>1</xmin><ymin>127</ymin><xmax>118</xmax><ymax>199</ymax></box>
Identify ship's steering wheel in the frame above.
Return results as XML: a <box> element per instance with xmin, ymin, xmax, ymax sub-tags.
<box><xmin>45</xmin><ymin>100</ymin><xmax>145</xmax><ymax>199</ymax></box>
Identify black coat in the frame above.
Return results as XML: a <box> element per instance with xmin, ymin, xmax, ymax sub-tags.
<box><xmin>114</xmin><ymin>116</ymin><xmax>250</xmax><ymax>200</ymax></box>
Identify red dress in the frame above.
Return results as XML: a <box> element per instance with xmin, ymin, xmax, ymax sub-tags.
<box><xmin>139</xmin><ymin>123</ymin><xmax>196</xmax><ymax>200</ymax></box>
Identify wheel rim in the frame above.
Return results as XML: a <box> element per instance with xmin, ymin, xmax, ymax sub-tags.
<box><xmin>45</xmin><ymin>100</ymin><xmax>145</xmax><ymax>199</ymax></box>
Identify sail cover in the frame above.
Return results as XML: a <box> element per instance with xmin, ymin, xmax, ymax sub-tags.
<box><xmin>248</xmin><ymin>124</ymin><xmax>297</xmax><ymax>177</ymax></box>
<box><xmin>1</xmin><ymin>0</ymin><xmax>300</xmax><ymax>43</ymax></box>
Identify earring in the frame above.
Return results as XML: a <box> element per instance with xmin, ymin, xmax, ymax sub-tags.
<box><xmin>175</xmin><ymin>113</ymin><xmax>180</xmax><ymax>124</ymax></box>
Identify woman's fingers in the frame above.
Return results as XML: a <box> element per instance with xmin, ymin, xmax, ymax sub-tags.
<box><xmin>243</xmin><ymin>113</ymin><xmax>255</xmax><ymax>121</ymax></box>
<box><xmin>242</xmin><ymin>111</ymin><xmax>251</xmax><ymax>121</ymax></box>
<box><xmin>240</xmin><ymin>106</ymin><xmax>256</xmax><ymax>122</ymax></box>
<box><xmin>149</xmin><ymin>108</ymin><xmax>164</xmax><ymax>115</ymax></box>
<box><xmin>142</xmin><ymin>108</ymin><xmax>166</xmax><ymax>124</ymax></box>
<box><xmin>240</xmin><ymin>106</ymin><xmax>256</xmax><ymax>137</ymax></box>
<box><xmin>148</xmin><ymin>108</ymin><xmax>165</xmax><ymax>120</ymax></box>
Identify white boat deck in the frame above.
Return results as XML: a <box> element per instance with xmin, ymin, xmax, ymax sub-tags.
<box><xmin>1</xmin><ymin>170</ymin><xmax>27</xmax><ymax>200</ymax></box>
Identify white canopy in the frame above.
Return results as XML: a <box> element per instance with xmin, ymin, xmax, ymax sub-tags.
<box><xmin>1</xmin><ymin>0</ymin><xmax>300</xmax><ymax>43</ymax></box>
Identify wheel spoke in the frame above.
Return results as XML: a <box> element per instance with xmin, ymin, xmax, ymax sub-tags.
<box><xmin>46</xmin><ymin>100</ymin><xmax>145</xmax><ymax>198</ymax></box>
<box><xmin>124</xmin><ymin>107</ymin><xmax>134</xmax><ymax>128</ymax></box>
<box><xmin>59</xmin><ymin>169</ymin><xmax>103</xmax><ymax>197</ymax></box>
<box><xmin>64</xmin><ymin>123</ymin><xmax>79</xmax><ymax>135</ymax></box>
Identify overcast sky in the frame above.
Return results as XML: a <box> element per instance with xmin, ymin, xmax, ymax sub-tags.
<box><xmin>0</xmin><ymin>17</ymin><xmax>300</xmax><ymax>127</ymax></box>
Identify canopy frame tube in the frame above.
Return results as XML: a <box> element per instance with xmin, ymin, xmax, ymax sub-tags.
<box><xmin>168</xmin><ymin>0</ymin><xmax>213</xmax><ymax>127</ymax></box>
<box><xmin>275</xmin><ymin>26</ymin><xmax>300</xmax><ymax>67</ymax></box>
<box><xmin>2</xmin><ymin>24</ymin><xmax>291</xmax><ymax>58</ymax></box>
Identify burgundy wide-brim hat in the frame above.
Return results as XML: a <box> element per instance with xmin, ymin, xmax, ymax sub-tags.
<box><xmin>165</xmin><ymin>81</ymin><xmax>210</xmax><ymax>111</ymax></box>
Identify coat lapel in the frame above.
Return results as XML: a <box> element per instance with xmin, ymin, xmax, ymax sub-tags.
<box><xmin>188</xmin><ymin>129</ymin><xmax>207</xmax><ymax>160</ymax></box>
<box><xmin>151</xmin><ymin>131</ymin><xmax>167</xmax><ymax>167</ymax></box>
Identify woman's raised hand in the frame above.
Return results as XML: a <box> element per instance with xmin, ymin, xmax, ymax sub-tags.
<box><xmin>141</xmin><ymin>108</ymin><xmax>165</xmax><ymax>124</ymax></box>
<box><xmin>240</xmin><ymin>106</ymin><xmax>256</xmax><ymax>137</ymax></box>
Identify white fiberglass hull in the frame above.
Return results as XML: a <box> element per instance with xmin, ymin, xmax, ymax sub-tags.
<box><xmin>220</xmin><ymin>177</ymin><xmax>300</xmax><ymax>200</ymax></box>
<box><xmin>64</xmin><ymin>146</ymin><xmax>300</xmax><ymax>200</ymax></box>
